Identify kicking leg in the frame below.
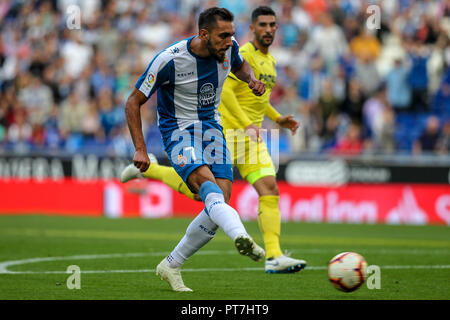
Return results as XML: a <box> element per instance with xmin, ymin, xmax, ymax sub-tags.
<box><xmin>188</xmin><ymin>167</ymin><xmax>265</xmax><ymax>261</ymax></box>
<box><xmin>156</xmin><ymin>166</ymin><xmax>264</xmax><ymax>292</ymax></box>
<box><xmin>156</xmin><ymin>209</ymin><xmax>217</xmax><ymax>292</ymax></box>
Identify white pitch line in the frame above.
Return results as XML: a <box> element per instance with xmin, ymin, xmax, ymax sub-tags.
<box><xmin>1</xmin><ymin>249</ymin><xmax>449</xmax><ymax>275</ymax></box>
<box><xmin>0</xmin><ymin>250</ymin><xmax>232</xmax><ymax>274</ymax></box>
<box><xmin>2</xmin><ymin>265</ymin><xmax>450</xmax><ymax>275</ymax></box>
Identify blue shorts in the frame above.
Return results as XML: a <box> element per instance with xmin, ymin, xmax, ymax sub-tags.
<box><xmin>161</xmin><ymin>121</ymin><xmax>233</xmax><ymax>192</ymax></box>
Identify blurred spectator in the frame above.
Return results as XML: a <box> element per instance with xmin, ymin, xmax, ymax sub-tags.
<box><xmin>98</xmin><ymin>89</ymin><xmax>123</xmax><ymax>137</ymax></box>
<box><xmin>407</xmin><ymin>40</ymin><xmax>430</xmax><ymax>111</ymax></box>
<box><xmin>436</xmin><ymin>120</ymin><xmax>450</xmax><ymax>154</ymax></box>
<box><xmin>304</xmin><ymin>13</ymin><xmax>348</xmax><ymax>70</ymax></box>
<box><xmin>61</xmin><ymin>31</ymin><xmax>93</xmax><ymax>79</ymax></box>
<box><xmin>350</xmin><ymin>27</ymin><xmax>381</xmax><ymax>62</ymax></box>
<box><xmin>7</xmin><ymin>108</ymin><xmax>31</xmax><ymax>144</ymax></box>
<box><xmin>278</xmin><ymin>6</ymin><xmax>301</xmax><ymax>48</ymax></box>
<box><xmin>30</xmin><ymin>123</ymin><xmax>46</xmax><ymax>148</ymax></box>
<box><xmin>332</xmin><ymin>121</ymin><xmax>364</xmax><ymax>155</ymax></box>
<box><xmin>386</xmin><ymin>57</ymin><xmax>412</xmax><ymax>111</ymax></box>
<box><xmin>363</xmin><ymin>85</ymin><xmax>389</xmax><ymax>138</ymax></box>
<box><xmin>219</xmin><ymin>0</ymin><xmax>249</xmax><ymax>18</ymax></box>
<box><xmin>292</xmin><ymin>101</ymin><xmax>321</xmax><ymax>152</ymax></box>
<box><xmin>432</xmin><ymin>57</ymin><xmax>450</xmax><ymax>116</ymax></box>
<box><xmin>82</xmin><ymin>101</ymin><xmax>102</xmax><ymax>139</ymax></box>
<box><xmin>341</xmin><ymin>77</ymin><xmax>365</xmax><ymax>123</ymax></box>
<box><xmin>91</xmin><ymin>53</ymin><xmax>116</xmax><ymax>95</ymax></box>
<box><xmin>328</xmin><ymin>0</ymin><xmax>345</xmax><ymax>27</ymax></box>
<box><xmin>354</xmin><ymin>52</ymin><xmax>382</xmax><ymax>97</ymax></box>
<box><xmin>0</xmin><ymin>0</ymin><xmax>448</xmax><ymax>158</ymax></box>
<box><xmin>372</xmin><ymin>105</ymin><xmax>396</xmax><ymax>153</ymax></box>
<box><xmin>276</xmin><ymin>85</ymin><xmax>302</xmax><ymax>117</ymax></box>
<box><xmin>297</xmin><ymin>55</ymin><xmax>327</xmax><ymax>103</ymax></box>
<box><xmin>413</xmin><ymin>115</ymin><xmax>441</xmax><ymax>154</ymax></box>
<box><xmin>302</xmin><ymin>0</ymin><xmax>328</xmax><ymax>23</ymax></box>
<box><xmin>319</xmin><ymin>112</ymin><xmax>341</xmax><ymax>151</ymax></box>
<box><xmin>17</xmin><ymin>74</ymin><xmax>53</xmax><ymax>124</ymax></box>
<box><xmin>291</xmin><ymin>0</ymin><xmax>312</xmax><ymax>31</ymax></box>
<box><xmin>59</xmin><ymin>91</ymin><xmax>89</xmax><ymax>134</ymax></box>
<box><xmin>317</xmin><ymin>77</ymin><xmax>340</xmax><ymax>129</ymax></box>
<box><xmin>97</xmin><ymin>20</ymin><xmax>121</xmax><ymax>66</ymax></box>
<box><xmin>44</xmin><ymin>104</ymin><xmax>64</xmax><ymax>149</ymax></box>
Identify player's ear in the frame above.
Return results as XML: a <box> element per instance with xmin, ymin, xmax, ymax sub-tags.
<box><xmin>199</xmin><ymin>29</ymin><xmax>209</xmax><ymax>41</ymax></box>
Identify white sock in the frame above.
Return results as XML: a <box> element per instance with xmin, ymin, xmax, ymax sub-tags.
<box><xmin>204</xmin><ymin>192</ymin><xmax>248</xmax><ymax>240</ymax></box>
<box><xmin>167</xmin><ymin>210</ymin><xmax>218</xmax><ymax>268</ymax></box>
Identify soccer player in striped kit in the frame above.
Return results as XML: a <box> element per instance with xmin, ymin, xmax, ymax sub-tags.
<box><xmin>125</xmin><ymin>7</ymin><xmax>266</xmax><ymax>292</ymax></box>
<box><xmin>122</xmin><ymin>7</ymin><xmax>307</xmax><ymax>275</ymax></box>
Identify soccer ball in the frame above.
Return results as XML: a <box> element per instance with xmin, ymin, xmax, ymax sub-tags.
<box><xmin>328</xmin><ymin>252</ymin><xmax>367</xmax><ymax>292</ymax></box>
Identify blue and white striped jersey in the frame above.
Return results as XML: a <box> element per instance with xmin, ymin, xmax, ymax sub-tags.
<box><xmin>135</xmin><ymin>36</ymin><xmax>243</xmax><ymax>135</ymax></box>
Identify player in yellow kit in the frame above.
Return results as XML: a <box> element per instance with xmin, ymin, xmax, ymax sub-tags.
<box><xmin>121</xmin><ymin>6</ymin><xmax>307</xmax><ymax>273</ymax></box>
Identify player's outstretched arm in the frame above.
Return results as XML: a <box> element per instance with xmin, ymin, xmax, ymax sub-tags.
<box><xmin>231</xmin><ymin>59</ymin><xmax>265</xmax><ymax>96</ymax></box>
<box><xmin>125</xmin><ymin>88</ymin><xmax>151</xmax><ymax>172</ymax></box>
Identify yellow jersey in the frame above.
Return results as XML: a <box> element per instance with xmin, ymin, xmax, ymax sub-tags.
<box><xmin>219</xmin><ymin>42</ymin><xmax>281</xmax><ymax>129</ymax></box>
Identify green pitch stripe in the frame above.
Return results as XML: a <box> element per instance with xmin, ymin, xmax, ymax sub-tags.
<box><xmin>2</xmin><ymin>228</ymin><xmax>450</xmax><ymax>248</ymax></box>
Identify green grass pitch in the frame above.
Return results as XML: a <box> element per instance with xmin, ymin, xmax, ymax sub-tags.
<box><xmin>0</xmin><ymin>215</ymin><xmax>449</xmax><ymax>300</ymax></box>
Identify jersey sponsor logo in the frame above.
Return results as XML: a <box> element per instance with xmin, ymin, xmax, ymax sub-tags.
<box><xmin>198</xmin><ymin>82</ymin><xmax>216</xmax><ymax>107</ymax></box>
<box><xmin>178</xmin><ymin>154</ymin><xmax>187</xmax><ymax>167</ymax></box>
<box><xmin>170</xmin><ymin>47</ymin><xmax>180</xmax><ymax>55</ymax></box>
<box><xmin>176</xmin><ymin>71</ymin><xmax>194</xmax><ymax>78</ymax></box>
<box><xmin>258</xmin><ymin>73</ymin><xmax>276</xmax><ymax>90</ymax></box>
<box><xmin>258</xmin><ymin>73</ymin><xmax>276</xmax><ymax>83</ymax></box>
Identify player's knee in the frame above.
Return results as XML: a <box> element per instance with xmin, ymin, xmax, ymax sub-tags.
<box><xmin>188</xmin><ymin>166</ymin><xmax>216</xmax><ymax>193</ymax></box>
<box><xmin>267</xmin><ymin>182</ymin><xmax>279</xmax><ymax>196</ymax></box>
<box><xmin>257</xmin><ymin>178</ymin><xmax>279</xmax><ymax>196</ymax></box>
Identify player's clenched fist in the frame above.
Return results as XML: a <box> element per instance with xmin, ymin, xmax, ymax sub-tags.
<box><xmin>248</xmin><ymin>79</ymin><xmax>265</xmax><ymax>96</ymax></box>
<box><xmin>133</xmin><ymin>150</ymin><xmax>150</xmax><ymax>172</ymax></box>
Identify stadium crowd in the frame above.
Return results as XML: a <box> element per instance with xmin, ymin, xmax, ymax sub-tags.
<box><xmin>0</xmin><ymin>0</ymin><xmax>449</xmax><ymax>158</ymax></box>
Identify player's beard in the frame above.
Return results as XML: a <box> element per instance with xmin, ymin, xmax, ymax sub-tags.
<box><xmin>257</xmin><ymin>33</ymin><xmax>274</xmax><ymax>48</ymax></box>
<box><xmin>206</xmin><ymin>39</ymin><xmax>226</xmax><ymax>63</ymax></box>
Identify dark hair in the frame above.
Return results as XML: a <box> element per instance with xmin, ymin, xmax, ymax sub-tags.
<box><xmin>198</xmin><ymin>7</ymin><xmax>234</xmax><ymax>31</ymax></box>
<box><xmin>251</xmin><ymin>6</ymin><xmax>276</xmax><ymax>23</ymax></box>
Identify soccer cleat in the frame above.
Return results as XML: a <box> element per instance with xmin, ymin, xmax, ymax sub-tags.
<box><xmin>234</xmin><ymin>234</ymin><xmax>265</xmax><ymax>262</ymax></box>
<box><xmin>119</xmin><ymin>153</ymin><xmax>158</xmax><ymax>183</ymax></box>
<box><xmin>155</xmin><ymin>258</ymin><xmax>193</xmax><ymax>292</ymax></box>
<box><xmin>265</xmin><ymin>254</ymin><xmax>307</xmax><ymax>274</ymax></box>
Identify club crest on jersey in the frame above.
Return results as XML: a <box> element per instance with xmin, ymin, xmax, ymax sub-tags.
<box><xmin>178</xmin><ymin>154</ymin><xmax>187</xmax><ymax>167</ymax></box>
<box><xmin>198</xmin><ymin>83</ymin><xmax>216</xmax><ymax>107</ymax></box>
<box><xmin>222</xmin><ymin>56</ymin><xmax>229</xmax><ymax>70</ymax></box>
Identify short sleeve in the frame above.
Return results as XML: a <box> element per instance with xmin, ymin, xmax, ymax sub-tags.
<box><xmin>135</xmin><ymin>53</ymin><xmax>172</xmax><ymax>98</ymax></box>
